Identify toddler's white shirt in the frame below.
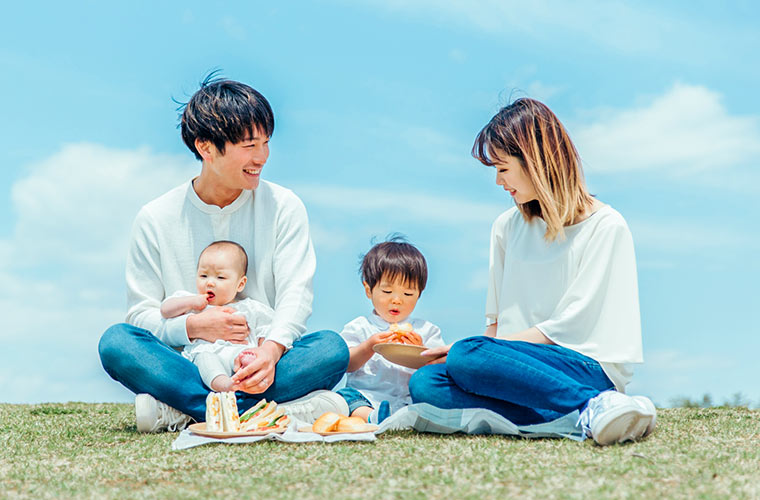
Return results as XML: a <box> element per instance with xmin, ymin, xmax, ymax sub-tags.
<box><xmin>341</xmin><ymin>313</ymin><xmax>445</xmax><ymax>412</ymax></box>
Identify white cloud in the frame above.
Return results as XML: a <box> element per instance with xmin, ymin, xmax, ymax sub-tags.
<box><xmin>2</xmin><ymin>143</ymin><xmax>193</xmax><ymax>402</ymax></box>
<box><xmin>575</xmin><ymin>83</ymin><xmax>760</xmax><ymax>174</ymax></box>
<box><xmin>10</xmin><ymin>143</ymin><xmax>194</xmax><ymax>271</ymax></box>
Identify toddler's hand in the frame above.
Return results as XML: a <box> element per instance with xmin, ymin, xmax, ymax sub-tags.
<box><xmin>368</xmin><ymin>330</ymin><xmax>395</xmax><ymax>347</ymax></box>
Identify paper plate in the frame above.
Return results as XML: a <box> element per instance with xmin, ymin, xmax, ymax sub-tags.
<box><xmin>372</xmin><ymin>343</ymin><xmax>441</xmax><ymax>369</ymax></box>
<box><xmin>188</xmin><ymin>422</ymin><xmax>286</xmax><ymax>438</ymax></box>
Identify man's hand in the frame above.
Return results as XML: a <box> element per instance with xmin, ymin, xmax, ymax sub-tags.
<box><xmin>230</xmin><ymin>341</ymin><xmax>285</xmax><ymax>394</ymax></box>
<box><xmin>420</xmin><ymin>344</ymin><xmax>451</xmax><ymax>365</ymax></box>
<box><xmin>185</xmin><ymin>307</ymin><xmax>249</xmax><ymax>343</ymax></box>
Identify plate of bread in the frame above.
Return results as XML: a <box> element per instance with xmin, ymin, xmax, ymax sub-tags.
<box><xmin>188</xmin><ymin>392</ymin><xmax>289</xmax><ymax>438</ymax></box>
<box><xmin>372</xmin><ymin>322</ymin><xmax>441</xmax><ymax>369</ymax></box>
<box><xmin>298</xmin><ymin>412</ymin><xmax>378</xmax><ymax>435</ymax></box>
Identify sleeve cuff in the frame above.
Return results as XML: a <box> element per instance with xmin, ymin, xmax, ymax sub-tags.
<box><xmin>263</xmin><ymin>326</ymin><xmax>299</xmax><ymax>351</ymax></box>
<box><xmin>161</xmin><ymin>315</ymin><xmax>191</xmax><ymax>347</ymax></box>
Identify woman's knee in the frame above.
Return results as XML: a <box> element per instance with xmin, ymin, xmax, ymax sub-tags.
<box><xmin>447</xmin><ymin>336</ymin><xmax>490</xmax><ymax>379</ymax></box>
<box><xmin>409</xmin><ymin>365</ymin><xmax>442</xmax><ymax>403</ymax></box>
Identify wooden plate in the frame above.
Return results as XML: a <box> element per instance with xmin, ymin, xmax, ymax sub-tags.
<box><xmin>372</xmin><ymin>343</ymin><xmax>441</xmax><ymax>369</ymax></box>
<box><xmin>188</xmin><ymin>422</ymin><xmax>286</xmax><ymax>438</ymax></box>
<box><xmin>297</xmin><ymin>424</ymin><xmax>378</xmax><ymax>435</ymax></box>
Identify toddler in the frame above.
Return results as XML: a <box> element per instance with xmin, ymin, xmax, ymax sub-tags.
<box><xmin>161</xmin><ymin>240</ymin><xmax>274</xmax><ymax>392</ymax></box>
<box><xmin>338</xmin><ymin>237</ymin><xmax>445</xmax><ymax>423</ymax></box>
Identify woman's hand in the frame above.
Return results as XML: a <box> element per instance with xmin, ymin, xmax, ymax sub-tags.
<box><xmin>230</xmin><ymin>341</ymin><xmax>285</xmax><ymax>394</ymax></box>
<box><xmin>186</xmin><ymin>306</ymin><xmax>249</xmax><ymax>343</ymax></box>
<box><xmin>420</xmin><ymin>344</ymin><xmax>451</xmax><ymax>365</ymax></box>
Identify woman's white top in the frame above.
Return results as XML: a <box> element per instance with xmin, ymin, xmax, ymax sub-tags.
<box><xmin>341</xmin><ymin>313</ymin><xmax>445</xmax><ymax>412</ymax></box>
<box><xmin>486</xmin><ymin>205</ymin><xmax>642</xmax><ymax>391</ymax></box>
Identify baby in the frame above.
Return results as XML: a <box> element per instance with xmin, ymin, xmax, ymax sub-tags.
<box><xmin>337</xmin><ymin>237</ymin><xmax>445</xmax><ymax>423</ymax></box>
<box><xmin>161</xmin><ymin>240</ymin><xmax>274</xmax><ymax>392</ymax></box>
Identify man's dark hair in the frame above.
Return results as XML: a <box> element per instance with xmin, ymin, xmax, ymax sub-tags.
<box><xmin>179</xmin><ymin>71</ymin><xmax>274</xmax><ymax>160</ymax></box>
<box><xmin>200</xmin><ymin>240</ymin><xmax>249</xmax><ymax>276</ymax></box>
<box><xmin>360</xmin><ymin>235</ymin><xmax>428</xmax><ymax>293</ymax></box>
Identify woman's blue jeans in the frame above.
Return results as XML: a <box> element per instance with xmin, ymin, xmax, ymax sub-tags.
<box><xmin>98</xmin><ymin>323</ymin><xmax>349</xmax><ymax>421</ymax></box>
<box><xmin>409</xmin><ymin>336</ymin><xmax>614</xmax><ymax>425</ymax></box>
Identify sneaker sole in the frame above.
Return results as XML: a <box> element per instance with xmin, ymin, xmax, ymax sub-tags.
<box><xmin>592</xmin><ymin>406</ymin><xmax>654</xmax><ymax>446</ymax></box>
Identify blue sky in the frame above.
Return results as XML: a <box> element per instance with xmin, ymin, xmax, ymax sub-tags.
<box><xmin>2</xmin><ymin>1</ymin><xmax>758</xmax><ymax>407</ymax></box>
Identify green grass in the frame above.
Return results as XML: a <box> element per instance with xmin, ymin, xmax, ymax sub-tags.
<box><xmin>1</xmin><ymin>403</ymin><xmax>758</xmax><ymax>499</ymax></box>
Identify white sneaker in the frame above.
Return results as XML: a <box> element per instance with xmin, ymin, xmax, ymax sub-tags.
<box><xmin>579</xmin><ymin>390</ymin><xmax>655</xmax><ymax>446</ymax></box>
<box><xmin>631</xmin><ymin>395</ymin><xmax>657</xmax><ymax>437</ymax></box>
<box><xmin>135</xmin><ymin>394</ymin><xmax>193</xmax><ymax>433</ymax></box>
<box><xmin>279</xmin><ymin>390</ymin><xmax>349</xmax><ymax>424</ymax></box>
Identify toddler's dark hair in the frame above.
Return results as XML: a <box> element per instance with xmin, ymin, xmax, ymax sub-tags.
<box><xmin>360</xmin><ymin>235</ymin><xmax>427</xmax><ymax>293</ymax></box>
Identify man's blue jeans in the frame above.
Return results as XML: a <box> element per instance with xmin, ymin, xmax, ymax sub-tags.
<box><xmin>409</xmin><ymin>336</ymin><xmax>615</xmax><ymax>425</ymax></box>
<box><xmin>98</xmin><ymin>323</ymin><xmax>349</xmax><ymax>421</ymax></box>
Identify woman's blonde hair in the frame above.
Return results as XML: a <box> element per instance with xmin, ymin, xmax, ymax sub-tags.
<box><xmin>472</xmin><ymin>98</ymin><xmax>593</xmax><ymax>241</ymax></box>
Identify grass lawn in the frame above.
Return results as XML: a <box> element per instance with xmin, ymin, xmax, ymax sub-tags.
<box><xmin>1</xmin><ymin>403</ymin><xmax>758</xmax><ymax>499</ymax></box>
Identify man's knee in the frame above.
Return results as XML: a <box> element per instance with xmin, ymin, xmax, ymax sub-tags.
<box><xmin>310</xmin><ymin>330</ymin><xmax>350</xmax><ymax>374</ymax></box>
<box><xmin>98</xmin><ymin>323</ymin><xmax>141</xmax><ymax>375</ymax></box>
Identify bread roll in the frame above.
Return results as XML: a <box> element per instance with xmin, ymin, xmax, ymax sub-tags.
<box><xmin>312</xmin><ymin>411</ymin><xmax>343</xmax><ymax>433</ymax></box>
<box><xmin>336</xmin><ymin>416</ymin><xmax>368</xmax><ymax>432</ymax></box>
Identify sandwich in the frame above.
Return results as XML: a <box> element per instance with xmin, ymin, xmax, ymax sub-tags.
<box><xmin>386</xmin><ymin>322</ymin><xmax>423</xmax><ymax>346</ymax></box>
<box><xmin>239</xmin><ymin>399</ymin><xmax>290</xmax><ymax>432</ymax></box>
<box><xmin>205</xmin><ymin>391</ymin><xmax>241</xmax><ymax>432</ymax></box>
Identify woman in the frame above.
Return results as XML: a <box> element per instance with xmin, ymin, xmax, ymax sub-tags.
<box><xmin>411</xmin><ymin>98</ymin><xmax>656</xmax><ymax>445</ymax></box>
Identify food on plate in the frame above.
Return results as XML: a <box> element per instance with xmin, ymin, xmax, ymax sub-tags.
<box><xmin>385</xmin><ymin>322</ymin><xmax>423</xmax><ymax>346</ymax></box>
<box><xmin>336</xmin><ymin>416</ymin><xmax>368</xmax><ymax>432</ymax></box>
<box><xmin>205</xmin><ymin>391</ymin><xmax>241</xmax><ymax>432</ymax></box>
<box><xmin>308</xmin><ymin>412</ymin><xmax>378</xmax><ymax>433</ymax></box>
<box><xmin>238</xmin><ymin>399</ymin><xmax>290</xmax><ymax>432</ymax></box>
<box><xmin>312</xmin><ymin>411</ymin><xmax>344</xmax><ymax>433</ymax></box>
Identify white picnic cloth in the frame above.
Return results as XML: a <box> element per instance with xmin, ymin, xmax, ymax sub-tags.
<box><xmin>171</xmin><ymin>403</ymin><xmax>584</xmax><ymax>450</ymax></box>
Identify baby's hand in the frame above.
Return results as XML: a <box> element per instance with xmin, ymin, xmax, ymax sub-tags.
<box><xmin>368</xmin><ymin>330</ymin><xmax>395</xmax><ymax>347</ymax></box>
<box><xmin>190</xmin><ymin>294</ymin><xmax>210</xmax><ymax>311</ymax></box>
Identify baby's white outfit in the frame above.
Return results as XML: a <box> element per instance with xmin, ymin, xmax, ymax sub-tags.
<box><xmin>163</xmin><ymin>291</ymin><xmax>275</xmax><ymax>388</ymax></box>
<box><xmin>340</xmin><ymin>313</ymin><xmax>445</xmax><ymax>413</ymax></box>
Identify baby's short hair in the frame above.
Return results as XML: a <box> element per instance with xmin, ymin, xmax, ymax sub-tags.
<box><xmin>200</xmin><ymin>240</ymin><xmax>248</xmax><ymax>276</ymax></box>
<box><xmin>360</xmin><ymin>235</ymin><xmax>427</xmax><ymax>293</ymax></box>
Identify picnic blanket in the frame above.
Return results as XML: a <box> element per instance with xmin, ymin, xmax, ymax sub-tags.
<box><xmin>171</xmin><ymin>403</ymin><xmax>585</xmax><ymax>450</ymax></box>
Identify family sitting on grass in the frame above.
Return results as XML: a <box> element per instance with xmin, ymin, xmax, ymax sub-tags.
<box><xmin>98</xmin><ymin>75</ymin><xmax>656</xmax><ymax>446</ymax></box>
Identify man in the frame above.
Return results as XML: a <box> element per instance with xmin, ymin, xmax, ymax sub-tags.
<box><xmin>99</xmin><ymin>75</ymin><xmax>349</xmax><ymax>432</ymax></box>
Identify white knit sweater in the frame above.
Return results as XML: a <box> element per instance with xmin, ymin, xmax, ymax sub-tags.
<box><xmin>125</xmin><ymin>179</ymin><xmax>315</xmax><ymax>350</ymax></box>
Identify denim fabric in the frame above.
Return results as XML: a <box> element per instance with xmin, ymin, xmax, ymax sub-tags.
<box><xmin>336</xmin><ymin>387</ymin><xmax>374</xmax><ymax>414</ymax></box>
<box><xmin>98</xmin><ymin>323</ymin><xmax>349</xmax><ymax>421</ymax></box>
<box><xmin>409</xmin><ymin>336</ymin><xmax>614</xmax><ymax>425</ymax></box>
